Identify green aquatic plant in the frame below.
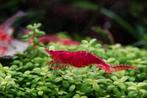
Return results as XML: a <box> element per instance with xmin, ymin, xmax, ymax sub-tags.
<box><xmin>0</xmin><ymin>26</ymin><xmax>147</xmax><ymax>97</ymax></box>
<box><xmin>23</xmin><ymin>23</ymin><xmax>45</xmax><ymax>47</ymax></box>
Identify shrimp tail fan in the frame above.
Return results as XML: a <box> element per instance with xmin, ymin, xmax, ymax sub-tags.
<box><xmin>111</xmin><ymin>64</ymin><xmax>137</xmax><ymax>72</ymax></box>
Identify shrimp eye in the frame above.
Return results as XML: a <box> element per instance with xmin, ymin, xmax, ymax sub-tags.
<box><xmin>49</xmin><ymin>50</ymin><xmax>53</xmax><ymax>53</ymax></box>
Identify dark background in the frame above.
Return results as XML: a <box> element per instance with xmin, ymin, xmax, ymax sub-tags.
<box><xmin>0</xmin><ymin>0</ymin><xmax>147</xmax><ymax>47</ymax></box>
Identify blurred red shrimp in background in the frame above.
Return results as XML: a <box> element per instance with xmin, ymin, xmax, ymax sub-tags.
<box><xmin>0</xmin><ymin>11</ymin><xmax>27</xmax><ymax>57</ymax></box>
<box><xmin>0</xmin><ymin>46</ymin><xmax>7</xmax><ymax>55</ymax></box>
<box><xmin>39</xmin><ymin>34</ymin><xmax>60</xmax><ymax>44</ymax></box>
<box><xmin>0</xmin><ymin>11</ymin><xmax>26</xmax><ymax>43</ymax></box>
<box><xmin>22</xmin><ymin>29</ymin><xmax>60</xmax><ymax>44</ymax></box>
<box><xmin>60</xmin><ymin>38</ymin><xmax>80</xmax><ymax>46</ymax></box>
<box><xmin>23</xmin><ymin>29</ymin><xmax>80</xmax><ymax>46</ymax></box>
<box><xmin>0</xmin><ymin>31</ymin><xmax>12</xmax><ymax>44</ymax></box>
<box><xmin>39</xmin><ymin>34</ymin><xmax>80</xmax><ymax>46</ymax></box>
<box><xmin>0</xmin><ymin>11</ymin><xmax>26</xmax><ymax>36</ymax></box>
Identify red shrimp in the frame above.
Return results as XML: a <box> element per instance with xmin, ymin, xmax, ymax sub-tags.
<box><xmin>45</xmin><ymin>49</ymin><xmax>137</xmax><ymax>73</ymax></box>
<box><xmin>0</xmin><ymin>46</ymin><xmax>7</xmax><ymax>55</ymax></box>
<box><xmin>0</xmin><ymin>11</ymin><xmax>26</xmax><ymax>36</ymax></box>
<box><xmin>39</xmin><ymin>35</ymin><xmax>60</xmax><ymax>44</ymax></box>
<box><xmin>0</xmin><ymin>11</ymin><xmax>26</xmax><ymax>56</ymax></box>
<box><xmin>39</xmin><ymin>35</ymin><xmax>80</xmax><ymax>46</ymax></box>
<box><xmin>0</xmin><ymin>31</ymin><xmax>12</xmax><ymax>44</ymax></box>
<box><xmin>0</xmin><ymin>11</ymin><xmax>26</xmax><ymax>44</ymax></box>
<box><xmin>61</xmin><ymin>38</ymin><xmax>80</xmax><ymax>46</ymax></box>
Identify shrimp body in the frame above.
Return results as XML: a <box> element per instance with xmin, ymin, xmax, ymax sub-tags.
<box><xmin>0</xmin><ymin>11</ymin><xmax>26</xmax><ymax>44</ymax></box>
<box><xmin>0</xmin><ymin>31</ymin><xmax>12</xmax><ymax>44</ymax></box>
<box><xmin>0</xmin><ymin>11</ymin><xmax>26</xmax><ymax>35</ymax></box>
<box><xmin>39</xmin><ymin>35</ymin><xmax>80</xmax><ymax>46</ymax></box>
<box><xmin>45</xmin><ymin>49</ymin><xmax>137</xmax><ymax>73</ymax></box>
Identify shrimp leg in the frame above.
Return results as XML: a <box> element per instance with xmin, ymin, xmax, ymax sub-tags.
<box><xmin>95</xmin><ymin>64</ymin><xmax>113</xmax><ymax>73</ymax></box>
<box><xmin>48</xmin><ymin>61</ymin><xmax>67</xmax><ymax>70</ymax></box>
